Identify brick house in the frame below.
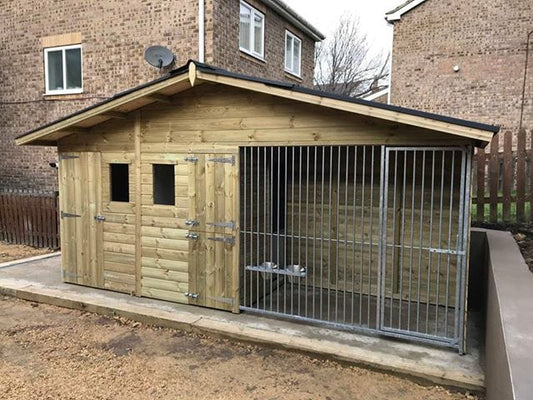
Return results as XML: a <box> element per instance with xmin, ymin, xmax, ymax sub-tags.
<box><xmin>386</xmin><ymin>0</ymin><xmax>533</xmax><ymax>222</ymax></box>
<box><xmin>0</xmin><ymin>0</ymin><xmax>323</xmax><ymax>191</ymax></box>
<box><xmin>386</xmin><ymin>0</ymin><xmax>533</xmax><ymax>148</ymax></box>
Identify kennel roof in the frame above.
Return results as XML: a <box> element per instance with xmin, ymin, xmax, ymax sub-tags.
<box><xmin>16</xmin><ymin>60</ymin><xmax>499</xmax><ymax>147</ymax></box>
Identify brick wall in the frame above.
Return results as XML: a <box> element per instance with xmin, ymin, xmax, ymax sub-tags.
<box><xmin>389</xmin><ymin>0</ymin><xmax>533</xmax><ymax>148</ymax></box>
<box><xmin>0</xmin><ymin>0</ymin><xmax>317</xmax><ymax>191</ymax></box>
<box><xmin>210</xmin><ymin>0</ymin><xmax>315</xmax><ymax>87</ymax></box>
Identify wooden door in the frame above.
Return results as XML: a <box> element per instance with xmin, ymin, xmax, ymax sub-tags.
<box><xmin>100</xmin><ymin>152</ymin><xmax>137</xmax><ymax>294</ymax></box>
<box><xmin>188</xmin><ymin>153</ymin><xmax>239</xmax><ymax>312</ymax></box>
<box><xmin>140</xmin><ymin>153</ymin><xmax>190</xmax><ymax>303</ymax></box>
<box><xmin>59</xmin><ymin>151</ymin><xmax>103</xmax><ymax>287</ymax></box>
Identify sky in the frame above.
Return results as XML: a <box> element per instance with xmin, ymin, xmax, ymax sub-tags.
<box><xmin>283</xmin><ymin>0</ymin><xmax>400</xmax><ymax>58</ymax></box>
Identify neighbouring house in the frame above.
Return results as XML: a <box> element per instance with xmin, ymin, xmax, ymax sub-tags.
<box><xmin>0</xmin><ymin>0</ymin><xmax>323</xmax><ymax>192</ymax></box>
<box><xmin>16</xmin><ymin>60</ymin><xmax>498</xmax><ymax>353</ymax></box>
<box><xmin>386</xmin><ymin>0</ymin><xmax>533</xmax><ymax>222</ymax></box>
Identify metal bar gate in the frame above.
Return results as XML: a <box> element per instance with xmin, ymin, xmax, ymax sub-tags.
<box><xmin>239</xmin><ymin>146</ymin><xmax>471</xmax><ymax>352</ymax></box>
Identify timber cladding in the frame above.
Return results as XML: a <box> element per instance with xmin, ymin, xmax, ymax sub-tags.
<box><xmin>54</xmin><ymin>82</ymin><xmax>474</xmax><ymax>319</ymax></box>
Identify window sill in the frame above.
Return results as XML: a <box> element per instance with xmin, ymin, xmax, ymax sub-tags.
<box><xmin>239</xmin><ymin>49</ymin><xmax>266</xmax><ymax>65</ymax></box>
<box><xmin>44</xmin><ymin>91</ymin><xmax>85</xmax><ymax>101</ymax></box>
<box><xmin>284</xmin><ymin>71</ymin><xmax>303</xmax><ymax>83</ymax></box>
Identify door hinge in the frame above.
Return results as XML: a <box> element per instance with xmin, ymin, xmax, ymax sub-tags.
<box><xmin>206</xmin><ymin>220</ymin><xmax>235</xmax><ymax>230</ymax></box>
<box><xmin>185</xmin><ymin>219</ymin><xmax>200</xmax><ymax>226</ymax></box>
<box><xmin>94</xmin><ymin>215</ymin><xmax>106</xmax><ymax>222</ymax></box>
<box><xmin>185</xmin><ymin>292</ymin><xmax>199</xmax><ymax>299</ymax></box>
<box><xmin>61</xmin><ymin>211</ymin><xmax>81</xmax><ymax>219</ymax></box>
<box><xmin>207</xmin><ymin>295</ymin><xmax>234</xmax><ymax>305</ymax></box>
<box><xmin>185</xmin><ymin>232</ymin><xmax>199</xmax><ymax>240</ymax></box>
<box><xmin>184</xmin><ymin>156</ymin><xmax>199</xmax><ymax>163</ymax></box>
<box><xmin>208</xmin><ymin>155</ymin><xmax>235</xmax><ymax>165</ymax></box>
<box><xmin>59</xmin><ymin>154</ymin><xmax>80</xmax><ymax>160</ymax></box>
<box><xmin>207</xmin><ymin>236</ymin><xmax>235</xmax><ymax>245</ymax></box>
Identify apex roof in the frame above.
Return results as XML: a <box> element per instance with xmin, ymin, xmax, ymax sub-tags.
<box><xmin>16</xmin><ymin>60</ymin><xmax>498</xmax><ymax>147</ymax></box>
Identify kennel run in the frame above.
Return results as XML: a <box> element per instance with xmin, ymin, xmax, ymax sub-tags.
<box><xmin>16</xmin><ymin>61</ymin><xmax>498</xmax><ymax>354</ymax></box>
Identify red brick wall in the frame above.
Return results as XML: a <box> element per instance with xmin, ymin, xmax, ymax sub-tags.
<box><xmin>0</xmin><ymin>0</ymin><xmax>317</xmax><ymax>191</ymax></box>
<box><xmin>390</xmin><ymin>0</ymin><xmax>533</xmax><ymax>148</ymax></box>
<box><xmin>210</xmin><ymin>0</ymin><xmax>315</xmax><ymax>87</ymax></box>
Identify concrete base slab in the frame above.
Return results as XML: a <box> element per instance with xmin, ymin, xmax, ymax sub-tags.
<box><xmin>0</xmin><ymin>255</ymin><xmax>484</xmax><ymax>391</ymax></box>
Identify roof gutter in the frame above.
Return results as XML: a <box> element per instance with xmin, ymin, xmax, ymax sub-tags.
<box><xmin>260</xmin><ymin>0</ymin><xmax>325</xmax><ymax>41</ymax></box>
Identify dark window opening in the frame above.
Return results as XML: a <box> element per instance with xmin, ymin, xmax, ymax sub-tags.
<box><xmin>110</xmin><ymin>163</ymin><xmax>130</xmax><ymax>202</ymax></box>
<box><xmin>153</xmin><ymin>164</ymin><xmax>175</xmax><ymax>205</ymax></box>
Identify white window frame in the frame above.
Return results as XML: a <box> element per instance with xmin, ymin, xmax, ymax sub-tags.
<box><xmin>44</xmin><ymin>44</ymin><xmax>83</xmax><ymax>95</ymax></box>
<box><xmin>285</xmin><ymin>30</ymin><xmax>302</xmax><ymax>77</ymax></box>
<box><xmin>239</xmin><ymin>1</ymin><xmax>265</xmax><ymax>60</ymax></box>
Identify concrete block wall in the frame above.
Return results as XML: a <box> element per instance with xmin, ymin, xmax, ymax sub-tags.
<box><xmin>0</xmin><ymin>0</ymin><xmax>317</xmax><ymax>191</ymax></box>
<box><xmin>473</xmin><ymin>228</ymin><xmax>533</xmax><ymax>400</ymax></box>
<box><xmin>389</xmin><ymin>0</ymin><xmax>533</xmax><ymax>149</ymax></box>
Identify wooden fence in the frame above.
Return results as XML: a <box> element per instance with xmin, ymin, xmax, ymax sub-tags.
<box><xmin>0</xmin><ymin>189</ymin><xmax>60</xmax><ymax>249</ymax></box>
<box><xmin>473</xmin><ymin>129</ymin><xmax>532</xmax><ymax>224</ymax></box>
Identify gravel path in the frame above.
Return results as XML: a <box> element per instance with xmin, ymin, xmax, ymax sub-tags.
<box><xmin>0</xmin><ymin>297</ymin><xmax>481</xmax><ymax>400</ymax></box>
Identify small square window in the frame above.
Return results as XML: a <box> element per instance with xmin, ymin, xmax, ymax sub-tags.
<box><xmin>285</xmin><ymin>31</ymin><xmax>302</xmax><ymax>77</ymax></box>
<box><xmin>44</xmin><ymin>44</ymin><xmax>82</xmax><ymax>95</ymax></box>
<box><xmin>153</xmin><ymin>164</ymin><xmax>175</xmax><ymax>206</ymax></box>
<box><xmin>239</xmin><ymin>1</ymin><xmax>264</xmax><ymax>59</ymax></box>
<box><xmin>110</xmin><ymin>164</ymin><xmax>129</xmax><ymax>202</ymax></box>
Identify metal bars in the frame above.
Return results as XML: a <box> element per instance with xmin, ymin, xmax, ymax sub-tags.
<box><xmin>240</xmin><ymin>146</ymin><xmax>381</xmax><ymax>329</ymax></box>
<box><xmin>240</xmin><ymin>146</ymin><xmax>471</xmax><ymax>352</ymax></box>
<box><xmin>380</xmin><ymin>147</ymin><xmax>470</xmax><ymax>350</ymax></box>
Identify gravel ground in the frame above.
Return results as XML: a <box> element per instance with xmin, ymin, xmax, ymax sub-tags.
<box><xmin>0</xmin><ymin>242</ymin><xmax>53</xmax><ymax>263</ymax></box>
<box><xmin>0</xmin><ymin>297</ymin><xmax>481</xmax><ymax>400</ymax></box>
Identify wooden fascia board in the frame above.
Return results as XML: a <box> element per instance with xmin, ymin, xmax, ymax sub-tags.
<box><xmin>195</xmin><ymin>72</ymin><xmax>494</xmax><ymax>144</ymax></box>
<box><xmin>386</xmin><ymin>0</ymin><xmax>428</xmax><ymax>22</ymax></box>
<box><xmin>146</xmin><ymin>94</ymin><xmax>172</xmax><ymax>103</ymax></box>
<box><xmin>16</xmin><ymin>74</ymin><xmax>191</xmax><ymax>145</ymax></box>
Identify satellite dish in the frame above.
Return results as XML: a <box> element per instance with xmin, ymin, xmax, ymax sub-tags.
<box><xmin>144</xmin><ymin>46</ymin><xmax>175</xmax><ymax>69</ymax></box>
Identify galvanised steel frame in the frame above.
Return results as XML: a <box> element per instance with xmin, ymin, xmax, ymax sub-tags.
<box><xmin>239</xmin><ymin>145</ymin><xmax>472</xmax><ymax>353</ymax></box>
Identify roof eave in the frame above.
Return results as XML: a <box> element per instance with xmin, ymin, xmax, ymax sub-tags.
<box><xmin>17</xmin><ymin>60</ymin><xmax>499</xmax><ymax>148</ymax></box>
<box><xmin>260</xmin><ymin>0</ymin><xmax>325</xmax><ymax>41</ymax></box>
<box><xmin>385</xmin><ymin>0</ymin><xmax>428</xmax><ymax>23</ymax></box>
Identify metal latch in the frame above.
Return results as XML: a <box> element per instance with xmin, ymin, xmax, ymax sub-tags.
<box><xmin>208</xmin><ymin>155</ymin><xmax>235</xmax><ymax>165</ymax></box>
<box><xmin>185</xmin><ymin>219</ymin><xmax>199</xmax><ymax>226</ymax></box>
<box><xmin>185</xmin><ymin>292</ymin><xmax>199</xmax><ymax>299</ymax></box>
<box><xmin>207</xmin><ymin>236</ymin><xmax>235</xmax><ymax>245</ymax></box>
<box><xmin>185</xmin><ymin>232</ymin><xmax>199</xmax><ymax>240</ymax></box>
<box><xmin>429</xmin><ymin>248</ymin><xmax>465</xmax><ymax>256</ymax></box>
<box><xmin>184</xmin><ymin>156</ymin><xmax>199</xmax><ymax>162</ymax></box>
<box><xmin>94</xmin><ymin>215</ymin><xmax>106</xmax><ymax>222</ymax></box>
<box><xmin>61</xmin><ymin>211</ymin><xmax>81</xmax><ymax>219</ymax></box>
<box><xmin>206</xmin><ymin>220</ymin><xmax>235</xmax><ymax>230</ymax></box>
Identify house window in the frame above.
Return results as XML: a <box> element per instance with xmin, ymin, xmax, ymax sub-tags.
<box><xmin>239</xmin><ymin>1</ymin><xmax>264</xmax><ymax>59</ymax></box>
<box><xmin>153</xmin><ymin>164</ymin><xmax>175</xmax><ymax>206</ymax></box>
<box><xmin>285</xmin><ymin>31</ymin><xmax>301</xmax><ymax>77</ymax></box>
<box><xmin>110</xmin><ymin>164</ymin><xmax>129</xmax><ymax>202</ymax></box>
<box><xmin>44</xmin><ymin>44</ymin><xmax>82</xmax><ymax>95</ymax></box>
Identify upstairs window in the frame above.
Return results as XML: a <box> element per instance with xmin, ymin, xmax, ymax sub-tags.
<box><xmin>285</xmin><ymin>31</ymin><xmax>301</xmax><ymax>77</ymax></box>
<box><xmin>44</xmin><ymin>44</ymin><xmax>82</xmax><ymax>95</ymax></box>
<box><xmin>239</xmin><ymin>1</ymin><xmax>264</xmax><ymax>59</ymax></box>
